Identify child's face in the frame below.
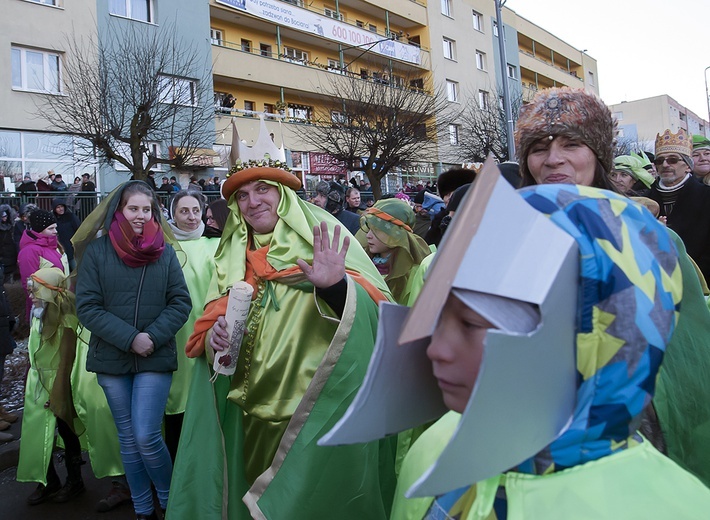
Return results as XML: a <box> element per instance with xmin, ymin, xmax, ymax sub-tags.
<box><xmin>427</xmin><ymin>294</ymin><xmax>491</xmax><ymax>413</ymax></box>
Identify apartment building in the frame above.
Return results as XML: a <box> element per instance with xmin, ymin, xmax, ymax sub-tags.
<box><xmin>2</xmin><ymin>0</ymin><xmax>598</xmax><ymax>192</ymax></box>
<box><xmin>430</xmin><ymin>1</ymin><xmax>598</xmax><ymax>167</ymax></box>
<box><xmin>609</xmin><ymin>95</ymin><xmax>710</xmax><ymax>152</ymax></box>
<box><xmin>209</xmin><ymin>0</ymin><xmax>430</xmax><ymax>190</ymax></box>
<box><xmin>1</xmin><ymin>0</ymin><xmax>97</xmax><ymax>189</ymax></box>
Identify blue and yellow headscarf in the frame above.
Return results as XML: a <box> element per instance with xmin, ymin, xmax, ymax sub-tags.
<box><xmin>519</xmin><ymin>184</ymin><xmax>682</xmax><ymax>473</ymax></box>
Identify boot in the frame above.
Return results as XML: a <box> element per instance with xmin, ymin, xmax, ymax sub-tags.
<box><xmin>53</xmin><ymin>454</ymin><xmax>85</xmax><ymax>503</ymax></box>
<box><xmin>136</xmin><ymin>511</ymin><xmax>159</xmax><ymax>520</ymax></box>
<box><xmin>27</xmin><ymin>463</ymin><xmax>61</xmax><ymax>505</ymax></box>
<box><xmin>0</xmin><ymin>431</ymin><xmax>13</xmax><ymax>442</ymax></box>
<box><xmin>96</xmin><ymin>478</ymin><xmax>132</xmax><ymax>512</ymax></box>
<box><xmin>0</xmin><ymin>405</ymin><xmax>18</xmax><ymax>423</ymax></box>
<box><xmin>0</xmin><ymin>419</ymin><xmax>10</xmax><ymax>431</ymax></box>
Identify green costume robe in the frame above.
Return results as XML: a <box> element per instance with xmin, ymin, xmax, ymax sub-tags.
<box><xmin>17</xmin><ymin>320</ymin><xmax>123</xmax><ymax>484</ymax></box>
<box><xmin>168</xmin><ymin>278</ymin><xmax>396</xmax><ymax>519</ymax></box>
<box><xmin>166</xmin><ymin>236</ymin><xmax>220</xmax><ymax>415</ymax></box>
<box><xmin>168</xmin><ymin>181</ymin><xmax>397</xmax><ymax>519</ymax></box>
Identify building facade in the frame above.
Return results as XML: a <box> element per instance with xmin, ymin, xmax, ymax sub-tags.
<box><xmin>609</xmin><ymin>95</ymin><xmax>710</xmax><ymax>152</ymax></box>
<box><xmin>2</xmin><ymin>0</ymin><xmax>598</xmax><ymax>195</ymax></box>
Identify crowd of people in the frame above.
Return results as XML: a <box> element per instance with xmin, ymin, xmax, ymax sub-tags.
<box><xmin>3</xmin><ymin>86</ymin><xmax>710</xmax><ymax>520</ymax></box>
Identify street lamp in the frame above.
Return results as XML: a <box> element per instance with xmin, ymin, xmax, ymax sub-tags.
<box><xmin>494</xmin><ymin>0</ymin><xmax>515</xmax><ymax>161</ymax></box>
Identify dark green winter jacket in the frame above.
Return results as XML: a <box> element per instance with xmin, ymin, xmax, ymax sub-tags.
<box><xmin>76</xmin><ymin>235</ymin><xmax>191</xmax><ymax>375</ymax></box>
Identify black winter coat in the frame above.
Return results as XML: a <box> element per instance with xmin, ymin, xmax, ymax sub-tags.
<box><xmin>76</xmin><ymin>235</ymin><xmax>191</xmax><ymax>375</ymax></box>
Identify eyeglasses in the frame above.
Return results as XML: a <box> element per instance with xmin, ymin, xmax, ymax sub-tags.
<box><xmin>653</xmin><ymin>156</ymin><xmax>683</xmax><ymax>166</ymax></box>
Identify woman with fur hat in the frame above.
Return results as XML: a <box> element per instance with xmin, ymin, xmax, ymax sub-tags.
<box><xmin>75</xmin><ymin>181</ymin><xmax>191</xmax><ymax>520</ymax></box>
<box><xmin>516</xmin><ymin>87</ymin><xmax>710</xmax><ymax>491</ymax></box>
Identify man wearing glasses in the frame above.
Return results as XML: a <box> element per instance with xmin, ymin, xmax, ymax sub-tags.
<box><xmin>649</xmin><ymin>128</ymin><xmax>710</xmax><ymax>281</ymax></box>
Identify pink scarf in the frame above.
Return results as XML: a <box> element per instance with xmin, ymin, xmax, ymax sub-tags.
<box><xmin>108</xmin><ymin>212</ymin><xmax>165</xmax><ymax>267</ymax></box>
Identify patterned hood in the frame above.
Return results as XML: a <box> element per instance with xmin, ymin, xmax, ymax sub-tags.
<box><xmin>519</xmin><ymin>184</ymin><xmax>682</xmax><ymax>473</ymax></box>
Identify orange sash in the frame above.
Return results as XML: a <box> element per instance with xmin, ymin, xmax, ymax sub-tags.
<box><xmin>185</xmin><ymin>246</ymin><xmax>388</xmax><ymax>357</ymax></box>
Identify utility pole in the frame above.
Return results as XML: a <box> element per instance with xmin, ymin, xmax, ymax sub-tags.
<box><xmin>495</xmin><ymin>0</ymin><xmax>515</xmax><ymax>161</ymax></box>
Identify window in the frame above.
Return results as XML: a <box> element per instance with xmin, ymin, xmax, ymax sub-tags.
<box><xmin>260</xmin><ymin>43</ymin><xmax>272</xmax><ymax>57</ymax></box>
<box><xmin>210</xmin><ymin>29</ymin><xmax>223</xmax><ymax>46</ymax></box>
<box><xmin>28</xmin><ymin>0</ymin><xmax>58</xmax><ymax>5</ymax></box>
<box><xmin>587</xmin><ymin>71</ymin><xmax>595</xmax><ymax>86</ymax></box>
<box><xmin>264</xmin><ymin>103</ymin><xmax>275</xmax><ymax>114</ymax></box>
<box><xmin>441</xmin><ymin>0</ymin><xmax>452</xmax><ymax>17</ymax></box>
<box><xmin>283</xmin><ymin>47</ymin><xmax>308</xmax><ymax>64</ymax></box>
<box><xmin>472</xmin><ymin>10</ymin><xmax>483</xmax><ymax>31</ymax></box>
<box><xmin>410</xmin><ymin>78</ymin><xmax>424</xmax><ymax>90</ymax></box>
<box><xmin>493</xmin><ymin>22</ymin><xmax>499</xmax><ymax>37</ymax></box>
<box><xmin>612</xmin><ymin>111</ymin><xmax>623</xmax><ymax>121</ymax></box>
<box><xmin>443</xmin><ymin>38</ymin><xmax>456</xmax><ymax>60</ymax></box>
<box><xmin>679</xmin><ymin>112</ymin><xmax>687</xmax><ymax>122</ymax></box>
<box><xmin>11</xmin><ymin>46</ymin><xmax>60</xmax><ymax>93</ymax></box>
<box><xmin>446</xmin><ymin>80</ymin><xmax>459</xmax><ymax>102</ymax></box>
<box><xmin>478</xmin><ymin>90</ymin><xmax>488</xmax><ymax>110</ymax></box>
<box><xmin>369</xmin><ymin>24</ymin><xmax>377</xmax><ymax>33</ymax></box>
<box><xmin>391</xmin><ymin>75</ymin><xmax>404</xmax><ymax>88</ymax></box>
<box><xmin>244</xmin><ymin>100</ymin><xmax>255</xmax><ymax>116</ymax></box>
<box><xmin>448</xmin><ymin>124</ymin><xmax>460</xmax><ymax>145</ymax></box>
<box><xmin>356</xmin><ymin>20</ymin><xmax>365</xmax><ymax>28</ymax></box>
<box><xmin>617</xmin><ymin>128</ymin><xmax>625</xmax><ymax>138</ymax></box>
<box><xmin>475</xmin><ymin>51</ymin><xmax>486</xmax><ymax>70</ymax></box>
<box><xmin>114</xmin><ymin>141</ymin><xmax>163</xmax><ymax>171</ymax></box>
<box><xmin>324</xmin><ymin>7</ymin><xmax>344</xmax><ymax>21</ymax></box>
<box><xmin>109</xmin><ymin>0</ymin><xmax>152</xmax><ymax>23</ymax></box>
<box><xmin>331</xmin><ymin>111</ymin><xmax>347</xmax><ymax>125</ymax></box>
<box><xmin>288</xmin><ymin>104</ymin><xmax>313</xmax><ymax>122</ymax></box>
<box><xmin>507</xmin><ymin>64</ymin><xmax>517</xmax><ymax>79</ymax></box>
<box><xmin>327</xmin><ymin>58</ymin><xmax>343</xmax><ymax>73</ymax></box>
<box><xmin>360</xmin><ymin>68</ymin><xmax>369</xmax><ymax>79</ymax></box>
<box><xmin>158</xmin><ymin>75</ymin><xmax>197</xmax><ymax>106</ymax></box>
<box><xmin>241</xmin><ymin>39</ymin><xmax>252</xmax><ymax>53</ymax></box>
<box><xmin>282</xmin><ymin>0</ymin><xmax>303</xmax><ymax>5</ymax></box>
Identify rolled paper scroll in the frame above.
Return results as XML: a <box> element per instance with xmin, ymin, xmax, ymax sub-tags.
<box><xmin>212</xmin><ymin>281</ymin><xmax>253</xmax><ymax>377</ymax></box>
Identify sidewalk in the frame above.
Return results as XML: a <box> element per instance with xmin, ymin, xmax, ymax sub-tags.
<box><xmin>0</xmin><ymin>412</ymin><xmax>134</xmax><ymax>520</ymax></box>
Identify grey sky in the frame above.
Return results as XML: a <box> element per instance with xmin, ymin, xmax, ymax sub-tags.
<box><xmin>505</xmin><ymin>0</ymin><xmax>710</xmax><ymax>119</ymax></box>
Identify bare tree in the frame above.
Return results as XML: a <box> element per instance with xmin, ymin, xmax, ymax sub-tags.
<box><xmin>455</xmin><ymin>86</ymin><xmax>523</xmax><ymax>163</ymax></box>
<box><xmin>42</xmin><ymin>22</ymin><xmax>214</xmax><ymax>181</ymax></box>
<box><xmin>293</xmin><ymin>68</ymin><xmax>454</xmax><ymax>200</ymax></box>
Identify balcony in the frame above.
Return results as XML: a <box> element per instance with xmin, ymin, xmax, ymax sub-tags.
<box><xmin>212</xmin><ymin>39</ymin><xmax>430</xmax><ymax>94</ymax></box>
<box><xmin>518</xmin><ymin>52</ymin><xmax>583</xmax><ymax>88</ymax></box>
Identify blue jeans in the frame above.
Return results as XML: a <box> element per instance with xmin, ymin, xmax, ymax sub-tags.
<box><xmin>97</xmin><ymin>372</ymin><xmax>173</xmax><ymax>515</ymax></box>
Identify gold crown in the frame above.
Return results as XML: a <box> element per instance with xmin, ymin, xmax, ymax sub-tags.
<box><xmin>655</xmin><ymin>128</ymin><xmax>692</xmax><ymax>157</ymax></box>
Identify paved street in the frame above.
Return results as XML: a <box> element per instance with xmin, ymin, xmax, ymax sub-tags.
<box><xmin>0</xmin><ymin>464</ymin><xmax>134</xmax><ymax>520</ymax></box>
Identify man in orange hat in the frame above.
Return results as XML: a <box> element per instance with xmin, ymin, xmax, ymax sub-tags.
<box><xmin>168</xmin><ymin>160</ymin><xmax>396</xmax><ymax>520</ymax></box>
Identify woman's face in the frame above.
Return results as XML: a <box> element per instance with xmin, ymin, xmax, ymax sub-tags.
<box><xmin>366</xmin><ymin>229</ymin><xmax>392</xmax><ymax>256</ymax></box>
<box><xmin>527</xmin><ymin>136</ymin><xmax>597</xmax><ymax>187</ymax></box>
<box><xmin>40</xmin><ymin>224</ymin><xmax>58</xmax><ymax>237</ymax></box>
<box><xmin>74</xmin><ymin>177</ymin><xmax>81</xmax><ymax>184</ymax></box>
<box><xmin>206</xmin><ymin>209</ymin><xmax>220</xmax><ymax>230</ymax></box>
<box><xmin>121</xmin><ymin>193</ymin><xmax>153</xmax><ymax>235</ymax></box>
<box><xmin>426</xmin><ymin>294</ymin><xmax>492</xmax><ymax>413</ymax></box>
<box><xmin>608</xmin><ymin>170</ymin><xmax>635</xmax><ymax>194</ymax></box>
<box><xmin>173</xmin><ymin>196</ymin><xmax>202</xmax><ymax>232</ymax></box>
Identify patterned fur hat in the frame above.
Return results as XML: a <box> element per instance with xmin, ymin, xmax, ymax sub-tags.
<box><xmin>515</xmin><ymin>87</ymin><xmax>616</xmax><ymax>182</ymax></box>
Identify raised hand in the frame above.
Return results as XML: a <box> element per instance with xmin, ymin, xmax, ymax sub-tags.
<box><xmin>297</xmin><ymin>221</ymin><xmax>350</xmax><ymax>289</ymax></box>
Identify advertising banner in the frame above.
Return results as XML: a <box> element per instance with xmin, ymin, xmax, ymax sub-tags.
<box><xmin>216</xmin><ymin>0</ymin><xmax>422</xmax><ymax>65</ymax></box>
